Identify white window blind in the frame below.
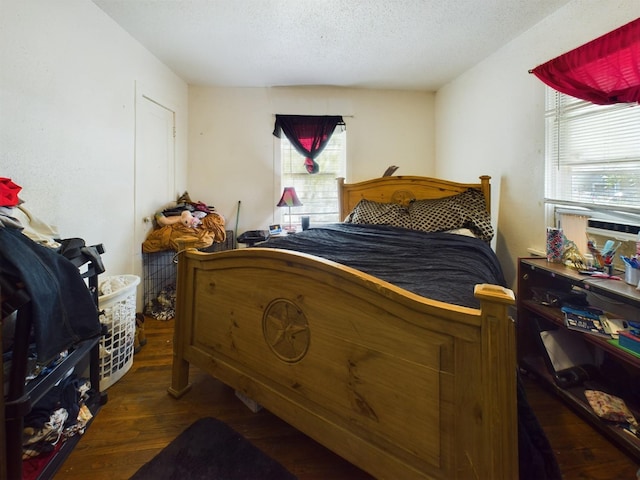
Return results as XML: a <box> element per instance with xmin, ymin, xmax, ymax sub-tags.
<box><xmin>544</xmin><ymin>88</ymin><xmax>640</xmax><ymax>214</ymax></box>
<box><xmin>280</xmin><ymin>129</ymin><xmax>346</xmax><ymax>227</ymax></box>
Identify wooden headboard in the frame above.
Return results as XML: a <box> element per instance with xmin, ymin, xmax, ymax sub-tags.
<box><xmin>337</xmin><ymin>175</ymin><xmax>491</xmax><ymax>220</ymax></box>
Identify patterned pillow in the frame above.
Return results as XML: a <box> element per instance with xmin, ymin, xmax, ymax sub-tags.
<box><xmin>408</xmin><ymin>189</ymin><xmax>494</xmax><ymax>241</ymax></box>
<box><xmin>344</xmin><ymin>199</ymin><xmax>411</xmax><ymax>229</ymax></box>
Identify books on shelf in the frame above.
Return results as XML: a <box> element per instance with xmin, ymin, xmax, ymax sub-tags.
<box><xmin>618</xmin><ymin>331</ymin><xmax>640</xmax><ymax>355</ymax></box>
<box><xmin>602</xmin><ymin>317</ymin><xmax>630</xmax><ymax>339</ymax></box>
<box><xmin>561</xmin><ymin>305</ymin><xmax>611</xmax><ymax>338</ymax></box>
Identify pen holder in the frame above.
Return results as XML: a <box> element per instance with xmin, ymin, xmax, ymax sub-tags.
<box><xmin>624</xmin><ymin>267</ymin><xmax>640</xmax><ymax>286</ymax></box>
<box><xmin>546</xmin><ymin>227</ymin><xmax>563</xmax><ymax>263</ymax></box>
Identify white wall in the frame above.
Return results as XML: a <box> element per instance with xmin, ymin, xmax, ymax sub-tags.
<box><xmin>188</xmin><ymin>86</ymin><xmax>435</xmax><ymax>233</ymax></box>
<box><xmin>435</xmin><ymin>0</ymin><xmax>640</xmax><ymax>286</ymax></box>
<box><xmin>0</xmin><ymin>0</ymin><xmax>188</xmax><ymax>278</ymax></box>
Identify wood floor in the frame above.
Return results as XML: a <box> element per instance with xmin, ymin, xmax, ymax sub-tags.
<box><xmin>54</xmin><ymin>317</ymin><xmax>639</xmax><ymax>480</ymax></box>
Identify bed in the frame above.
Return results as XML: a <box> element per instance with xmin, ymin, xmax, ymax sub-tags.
<box><xmin>168</xmin><ymin>175</ymin><xmax>548</xmax><ymax>479</ymax></box>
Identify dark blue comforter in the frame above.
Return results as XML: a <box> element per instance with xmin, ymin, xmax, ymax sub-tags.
<box><xmin>260</xmin><ymin>223</ymin><xmax>505</xmax><ymax>309</ymax></box>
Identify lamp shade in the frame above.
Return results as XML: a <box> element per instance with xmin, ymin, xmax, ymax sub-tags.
<box><xmin>277</xmin><ymin>187</ymin><xmax>303</xmax><ymax>207</ymax></box>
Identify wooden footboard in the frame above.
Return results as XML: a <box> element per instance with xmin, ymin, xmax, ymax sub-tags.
<box><xmin>169</xmin><ymin>247</ymin><xmax>516</xmax><ymax>480</ymax></box>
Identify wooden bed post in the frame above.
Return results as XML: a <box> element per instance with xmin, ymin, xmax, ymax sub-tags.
<box><xmin>479</xmin><ymin>175</ymin><xmax>491</xmax><ymax>215</ymax></box>
<box><xmin>336</xmin><ymin>177</ymin><xmax>345</xmax><ymax>221</ymax></box>
<box><xmin>168</xmin><ymin>247</ymin><xmax>195</xmax><ymax>399</ymax></box>
<box><xmin>474</xmin><ymin>283</ymin><xmax>518</xmax><ymax>479</ymax></box>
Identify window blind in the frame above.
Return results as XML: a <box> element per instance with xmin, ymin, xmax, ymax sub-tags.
<box><xmin>544</xmin><ymin>88</ymin><xmax>640</xmax><ymax>214</ymax></box>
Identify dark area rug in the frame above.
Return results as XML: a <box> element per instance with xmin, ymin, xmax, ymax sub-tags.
<box><xmin>130</xmin><ymin>417</ymin><xmax>297</xmax><ymax>480</ymax></box>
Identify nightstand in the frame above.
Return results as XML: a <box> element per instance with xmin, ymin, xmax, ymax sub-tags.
<box><xmin>237</xmin><ymin>230</ymin><xmax>270</xmax><ymax>247</ymax></box>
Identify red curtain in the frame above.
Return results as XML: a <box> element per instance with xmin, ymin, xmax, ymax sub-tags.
<box><xmin>531</xmin><ymin>18</ymin><xmax>640</xmax><ymax>105</ymax></box>
<box><xmin>273</xmin><ymin>115</ymin><xmax>344</xmax><ymax>174</ymax></box>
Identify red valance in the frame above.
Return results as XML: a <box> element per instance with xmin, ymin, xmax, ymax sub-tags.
<box><xmin>531</xmin><ymin>18</ymin><xmax>640</xmax><ymax>105</ymax></box>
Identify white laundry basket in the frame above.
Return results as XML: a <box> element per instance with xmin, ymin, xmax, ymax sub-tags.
<box><xmin>98</xmin><ymin>275</ymin><xmax>140</xmax><ymax>390</ymax></box>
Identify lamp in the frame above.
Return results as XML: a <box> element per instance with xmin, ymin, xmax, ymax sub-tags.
<box><xmin>277</xmin><ymin>186</ymin><xmax>303</xmax><ymax>233</ymax></box>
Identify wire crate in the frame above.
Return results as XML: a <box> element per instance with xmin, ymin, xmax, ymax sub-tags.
<box><xmin>142</xmin><ymin>250</ymin><xmax>177</xmax><ymax>310</ymax></box>
<box><xmin>142</xmin><ymin>230</ymin><xmax>234</xmax><ymax>319</ymax></box>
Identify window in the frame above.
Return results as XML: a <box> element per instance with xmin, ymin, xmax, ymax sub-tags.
<box><xmin>544</xmin><ymin>88</ymin><xmax>640</xmax><ymax>252</ymax></box>
<box><xmin>280</xmin><ymin>129</ymin><xmax>346</xmax><ymax>227</ymax></box>
<box><xmin>545</xmin><ymin>87</ymin><xmax>640</xmax><ymax>215</ymax></box>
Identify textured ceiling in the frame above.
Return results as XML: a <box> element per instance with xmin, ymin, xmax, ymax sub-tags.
<box><xmin>92</xmin><ymin>0</ymin><xmax>571</xmax><ymax>90</ymax></box>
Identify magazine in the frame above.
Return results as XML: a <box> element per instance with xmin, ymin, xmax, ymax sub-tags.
<box><xmin>561</xmin><ymin>306</ymin><xmax>611</xmax><ymax>338</ymax></box>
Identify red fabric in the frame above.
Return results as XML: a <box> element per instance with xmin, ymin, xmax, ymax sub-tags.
<box><xmin>273</xmin><ymin>115</ymin><xmax>344</xmax><ymax>174</ymax></box>
<box><xmin>0</xmin><ymin>177</ymin><xmax>22</xmax><ymax>207</ymax></box>
<box><xmin>296</xmin><ymin>123</ymin><xmax>332</xmax><ymax>174</ymax></box>
<box><xmin>22</xmin><ymin>441</ymin><xmax>64</xmax><ymax>480</ymax></box>
<box><xmin>531</xmin><ymin>18</ymin><xmax>640</xmax><ymax>105</ymax></box>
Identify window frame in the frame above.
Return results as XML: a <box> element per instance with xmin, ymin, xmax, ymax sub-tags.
<box><xmin>544</xmin><ymin>88</ymin><xmax>640</xmax><ymax>225</ymax></box>
<box><xmin>277</xmin><ymin>128</ymin><xmax>347</xmax><ymax>229</ymax></box>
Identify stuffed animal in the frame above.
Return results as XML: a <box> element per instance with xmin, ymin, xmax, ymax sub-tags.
<box><xmin>156</xmin><ymin>210</ymin><xmax>202</xmax><ymax>228</ymax></box>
